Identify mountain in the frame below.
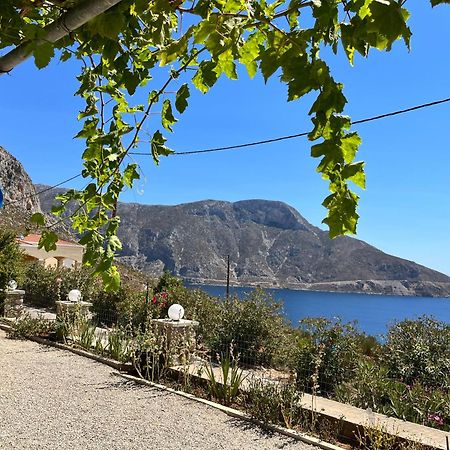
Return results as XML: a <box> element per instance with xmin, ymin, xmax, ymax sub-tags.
<box><xmin>0</xmin><ymin>146</ymin><xmax>40</xmax><ymax>231</ymax></box>
<box><xmin>36</xmin><ymin>184</ymin><xmax>450</xmax><ymax>297</ymax></box>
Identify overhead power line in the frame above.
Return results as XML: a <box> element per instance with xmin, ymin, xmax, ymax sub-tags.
<box><xmin>4</xmin><ymin>95</ymin><xmax>449</xmax><ymax>207</ymax></box>
<box><xmin>129</xmin><ymin>96</ymin><xmax>450</xmax><ymax>156</ymax></box>
<box><xmin>4</xmin><ymin>173</ymin><xmax>82</xmax><ymax>206</ymax></box>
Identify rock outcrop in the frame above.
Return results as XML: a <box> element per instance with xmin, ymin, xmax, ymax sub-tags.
<box><xmin>0</xmin><ymin>146</ymin><xmax>41</xmax><ymax>230</ymax></box>
<box><xmin>0</xmin><ymin>146</ymin><xmax>40</xmax><ymax>213</ymax></box>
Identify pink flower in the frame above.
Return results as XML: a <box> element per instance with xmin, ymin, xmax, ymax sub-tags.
<box><xmin>152</xmin><ymin>296</ymin><xmax>157</xmax><ymax>304</ymax></box>
<box><xmin>428</xmin><ymin>414</ymin><xmax>444</xmax><ymax>426</ymax></box>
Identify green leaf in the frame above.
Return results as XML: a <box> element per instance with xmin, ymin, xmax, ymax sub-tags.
<box><xmin>39</xmin><ymin>231</ymin><xmax>58</xmax><ymax>252</ymax></box>
<box><xmin>322</xmin><ymin>190</ymin><xmax>360</xmax><ymax>238</ymax></box>
<box><xmin>90</xmin><ymin>11</ymin><xmax>126</xmax><ymax>40</ymax></box>
<box><xmin>259</xmin><ymin>48</ymin><xmax>280</xmax><ymax>82</ymax></box>
<box><xmin>122</xmin><ymin>69</ymin><xmax>141</xmax><ymax>95</ymax></box>
<box><xmin>30</xmin><ymin>212</ymin><xmax>45</xmax><ymax>226</ymax></box>
<box><xmin>194</xmin><ymin>21</ymin><xmax>217</xmax><ymax>44</ymax></box>
<box><xmin>216</xmin><ymin>49</ymin><xmax>238</xmax><ymax>80</ymax></box>
<box><xmin>175</xmin><ymin>84</ymin><xmax>190</xmax><ymax>113</ymax></box>
<box><xmin>192</xmin><ymin>60</ymin><xmax>219</xmax><ymax>94</ymax></box>
<box><xmin>51</xmin><ymin>204</ymin><xmax>65</xmax><ymax>216</ymax></box>
<box><xmin>33</xmin><ymin>42</ymin><xmax>54</xmax><ymax>69</ymax></box>
<box><xmin>159</xmin><ymin>34</ymin><xmax>189</xmax><ymax>66</ymax></box>
<box><xmin>151</xmin><ymin>130</ymin><xmax>173</xmax><ymax>164</ymax></box>
<box><xmin>101</xmin><ymin>265</ymin><xmax>121</xmax><ymax>291</ymax></box>
<box><xmin>161</xmin><ymin>99</ymin><xmax>177</xmax><ymax>132</ymax></box>
<box><xmin>123</xmin><ymin>164</ymin><xmax>140</xmax><ymax>188</ymax></box>
<box><xmin>107</xmin><ymin>235</ymin><xmax>122</xmax><ymax>253</ymax></box>
<box><xmin>239</xmin><ymin>33</ymin><xmax>264</xmax><ymax>79</ymax></box>
<box><xmin>342</xmin><ymin>162</ymin><xmax>366</xmax><ymax>189</ymax></box>
<box><xmin>341</xmin><ymin>132</ymin><xmax>362</xmax><ymax>163</ymax></box>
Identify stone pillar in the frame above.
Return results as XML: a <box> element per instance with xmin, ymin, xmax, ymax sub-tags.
<box><xmin>3</xmin><ymin>289</ymin><xmax>25</xmax><ymax>319</ymax></box>
<box><xmin>151</xmin><ymin>318</ymin><xmax>199</xmax><ymax>366</ymax></box>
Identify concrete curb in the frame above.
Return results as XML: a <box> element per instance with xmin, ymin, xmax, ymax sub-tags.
<box><xmin>0</xmin><ymin>322</ymin><xmax>12</xmax><ymax>332</ymax></box>
<box><xmin>114</xmin><ymin>372</ymin><xmax>346</xmax><ymax>450</ymax></box>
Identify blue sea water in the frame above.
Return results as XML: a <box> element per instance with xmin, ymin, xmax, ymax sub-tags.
<box><xmin>187</xmin><ymin>284</ymin><xmax>450</xmax><ymax>338</ymax></box>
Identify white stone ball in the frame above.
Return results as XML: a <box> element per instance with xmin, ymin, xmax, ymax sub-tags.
<box><xmin>168</xmin><ymin>303</ymin><xmax>184</xmax><ymax>321</ymax></box>
<box><xmin>7</xmin><ymin>280</ymin><xmax>17</xmax><ymax>291</ymax></box>
<box><xmin>68</xmin><ymin>289</ymin><xmax>82</xmax><ymax>302</ymax></box>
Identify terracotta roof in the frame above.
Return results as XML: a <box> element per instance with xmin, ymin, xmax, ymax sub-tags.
<box><xmin>17</xmin><ymin>234</ymin><xmax>83</xmax><ymax>248</ymax></box>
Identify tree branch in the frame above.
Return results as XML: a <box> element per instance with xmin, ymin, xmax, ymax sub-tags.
<box><xmin>0</xmin><ymin>0</ymin><xmax>124</xmax><ymax>75</ymax></box>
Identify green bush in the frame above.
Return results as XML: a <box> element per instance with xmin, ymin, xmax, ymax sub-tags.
<box><xmin>336</xmin><ymin>359</ymin><xmax>450</xmax><ymax>430</ymax></box>
<box><xmin>335</xmin><ymin>359</ymin><xmax>404</xmax><ymax>412</ymax></box>
<box><xmin>8</xmin><ymin>315</ymin><xmax>56</xmax><ymax>339</ymax></box>
<box><xmin>211</xmin><ymin>289</ymin><xmax>293</xmax><ymax>368</ymax></box>
<box><xmin>295</xmin><ymin>318</ymin><xmax>366</xmax><ymax>395</ymax></box>
<box><xmin>90</xmin><ymin>286</ymin><xmax>142</xmax><ymax>327</ymax></box>
<box><xmin>22</xmin><ymin>263</ymin><xmax>99</xmax><ymax>309</ymax></box>
<box><xmin>0</xmin><ymin>229</ymin><xmax>24</xmax><ymax>312</ymax></box>
<box><xmin>383</xmin><ymin>316</ymin><xmax>450</xmax><ymax>390</ymax></box>
<box><xmin>243</xmin><ymin>379</ymin><xmax>303</xmax><ymax>428</ymax></box>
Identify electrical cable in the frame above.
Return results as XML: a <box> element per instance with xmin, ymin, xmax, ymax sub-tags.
<box><xmin>3</xmin><ymin>95</ymin><xmax>450</xmax><ymax>206</ymax></box>
<box><xmin>129</xmin><ymin>96</ymin><xmax>450</xmax><ymax>156</ymax></box>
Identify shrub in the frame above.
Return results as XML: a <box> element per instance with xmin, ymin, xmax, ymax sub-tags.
<box><xmin>336</xmin><ymin>359</ymin><xmax>450</xmax><ymax>431</ymax></box>
<box><xmin>211</xmin><ymin>289</ymin><xmax>293</xmax><ymax>368</ymax></box>
<box><xmin>22</xmin><ymin>263</ymin><xmax>99</xmax><ymax>309</ymax></box>
<box><xmin>383</xmin><ymin>316</ymin><xmax>450</xmax><ymax>390</ymax></box>
<box><xmin>0</xmin><ymin>229</ymin><xmax>24</xmax><ymax>312</ymax></box>
<box><xmin>154</xmin><ymin>271</ymin><xmax>184</xmax><ymax>293</ymax></box>
<box><xmin>295</xmin><ymin>318</ymin><xmax>365</xmax><ymax>396</ymax></box>
<box><xmin>335</xmin><ymin>359</ymin><xmax>404</xmax><ymax>413</ymax></box>
<box><xmin>91</xmin><ymin>286</ymin><xmax>144</xmax><ymax>327</ymax></box>
<box><xmin>107</xmin><ymin>327</ymin><xmax>132</xmax><ymax>362</ymax></box>
<box><xmin>7</xmin><ymin>314</ymin><xmax>56</xmax><ymax>339</ymax></box>
<box><xmin>204</xmin><ymin>349</ymin><xmax>247</xmax><ymax>406</ymax></box>
<box><xmin>139</xmin><ymin>273</ymin><xmax>223</xmax><ymax>346</ymax></box>
<box><xmin>243</xmin><ymin>379</ymin><xmax>303</xmax><ymax>428</ymax></box>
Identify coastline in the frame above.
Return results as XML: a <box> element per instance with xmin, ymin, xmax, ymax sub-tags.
<box><xmin>184</xmin><ymin>278</ymin><xmax>450</xmax><ymax>298</ymax></box>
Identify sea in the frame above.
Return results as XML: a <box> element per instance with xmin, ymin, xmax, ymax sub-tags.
<box><xmin>187</xmin><ymin>284</ymin><xmax>450</xmax><ymax>338</ymax></box>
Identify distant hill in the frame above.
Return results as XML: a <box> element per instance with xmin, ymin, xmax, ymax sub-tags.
<box><xmin>36</xmin><ymin>184</ymin><xmax>450</xmax><ymax>297</ymax></box>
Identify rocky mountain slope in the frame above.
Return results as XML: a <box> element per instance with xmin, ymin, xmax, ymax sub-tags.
<box><xmin>37</xmin><ymin>185</ymin><xmax>450</xmax><ymax>297</ymax></box>
<box><xmin>0</xmin><ymin>146</ymin><xmax>40</xmax><ymax>231</ymax></box>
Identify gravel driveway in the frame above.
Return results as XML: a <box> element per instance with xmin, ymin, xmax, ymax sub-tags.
<box><xmin>0</xmin><ymin>330</ymin><xmax>320</xmax><ymax>450</ymax></box>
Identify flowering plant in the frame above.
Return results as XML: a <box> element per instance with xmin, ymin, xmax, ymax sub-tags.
<box><xmin>145</xmin><ymin>290</ymin><xmax>172</xmax><ymax>318</ymax></box>
<box><xmin>427</xmin><ymin>413</ymin><xmax>444</xmax><ymax>427</ymax></box>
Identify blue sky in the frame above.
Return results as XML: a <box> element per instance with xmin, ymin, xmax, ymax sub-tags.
<box><xmin>1</xmin><ymin>2</ymin><xmax>450</xmax><ymax>275</ymax></box>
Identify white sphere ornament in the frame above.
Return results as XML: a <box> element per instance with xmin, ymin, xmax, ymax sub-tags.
<box><xmin>7</xmin><ymin>280</ymin><xmax>17</xmax><ymax>291</ymax></box>
<box><xmin>168</xmin><ymin>304</ymin><xmax>184</xmax><ymax>321</ymax></box>
<box><xmin>68</xmin><ymin>289</ymin><xmax>82</xmax><ymax>303</ymax></box>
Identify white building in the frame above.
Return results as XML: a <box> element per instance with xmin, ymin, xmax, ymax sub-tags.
<box><xmin>17</xmin><ymin>234</ymin><xmax>84</xmax><ymax>268</ymax></box>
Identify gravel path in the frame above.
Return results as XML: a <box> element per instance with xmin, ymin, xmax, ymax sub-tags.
<box><xmin>0</xmin><ymin>330</ymin><xmax>320</xmax><ymax>450</ymax></box>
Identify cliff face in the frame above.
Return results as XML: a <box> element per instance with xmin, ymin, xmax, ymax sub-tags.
<box><xmin>0</xmin><ymin>147</ymin><xmax>41</xmax><ymax>230</ymax></box>
<box><xmin>0</xmin><ymin>147</ymin><xmax>40</xmax><ymax>213</ymax></box>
